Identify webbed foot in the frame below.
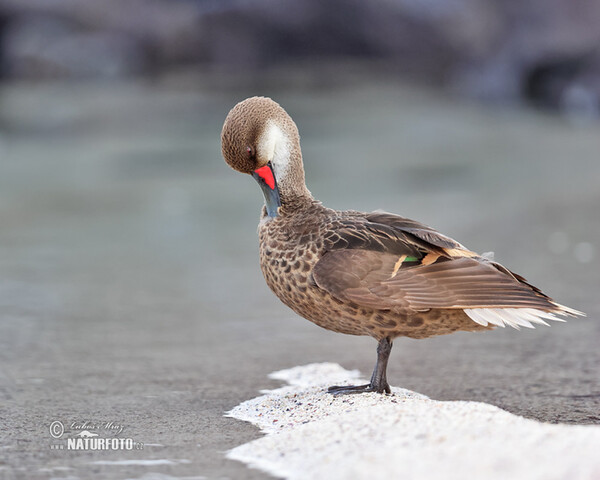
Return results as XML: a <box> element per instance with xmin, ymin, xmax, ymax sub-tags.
<box><xmin>327</xmin><ymin>337</ymin><xmax>393</xmax><ymax>395</ymax></box>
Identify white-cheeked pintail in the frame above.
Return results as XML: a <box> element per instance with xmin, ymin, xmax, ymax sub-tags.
<box><xmin>221</xmin><ymin>96</ymin><xmax>584</xmax><ymax>394</ymax></box>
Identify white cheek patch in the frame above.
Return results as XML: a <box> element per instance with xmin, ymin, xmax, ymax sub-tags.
<box><xmin>258</xmin><ymin>122</ymin><xmax>290</xmax><ymax>181</ymax></box>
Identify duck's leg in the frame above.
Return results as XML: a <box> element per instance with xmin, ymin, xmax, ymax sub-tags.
<box><xmin>328</xmin><ymin>337</ymin><xmax>393</xmax><ymax>395</ymax></box>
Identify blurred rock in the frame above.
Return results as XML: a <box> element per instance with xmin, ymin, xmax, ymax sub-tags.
<box><xmin>0</xmin><ymin>0</ymin><xmax>599</xmax><ymax>112</ymax></box>
<box><xmin>2</xmin><ymin>16</ymin><xmax>145</xmax><ymax>78</ymax></box>
<box><xmin>0</xmin><ymin>0</ymin><xmax>204</xmax><ymax>78</ymax></box>
<box><xmin>523</xmin><ymin>52</ymin><xmax>600</xmax><ymax>121</ymax></box>
<box><xmin>196</xmin><ymin>0</ymin><xmax>502</xmax><ymax>81</ymax></box>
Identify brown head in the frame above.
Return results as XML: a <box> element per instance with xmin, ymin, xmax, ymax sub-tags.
<box><xmin>221</xmin><ymin>97</ymin><xmax>312</xmax><ymax>216</ymax></box>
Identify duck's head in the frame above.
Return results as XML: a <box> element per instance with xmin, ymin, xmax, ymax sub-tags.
<box><xmin>221</xmin><ymin>96</ymin><xmax>312</xmax><ymax>217</ymax></box>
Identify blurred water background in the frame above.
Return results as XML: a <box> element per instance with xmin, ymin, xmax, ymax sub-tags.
<box><xmin>0</xmin><ymin>1</ymin><xmax>599</xmax><ymax>479</ymax></box>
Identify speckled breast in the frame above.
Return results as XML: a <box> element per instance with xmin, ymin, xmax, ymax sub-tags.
<box><xmin>257</xmin><ymin>208</ymin><xmax>365</xmax><ymax>336</ymax></box>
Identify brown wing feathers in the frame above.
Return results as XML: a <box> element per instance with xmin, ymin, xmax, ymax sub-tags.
<box><xmin>324</xmin><ymin>220</ymin><xmax>424</xmax><ymax>258</ymax></box>
<box><xmin>313</xmin><ymin>212</ymin><xmax>559</xmax><ymax>315</ymax></box>
<box><xmin>313</xmin><ymin>251</ymin><xmax>556</xmax><ymax>314</ymax></box>
<box><xmin>366</xmin><ymin>212</ymin><xmax>467</xmax><ymax>251</ymax></box>
<box><xmin>376</xmin><ymin>257</ymin><xmax>556</xmax><ymax>310</ymax></box>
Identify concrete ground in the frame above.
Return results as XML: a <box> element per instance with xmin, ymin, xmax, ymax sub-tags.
<box><xmin>0</xmin><ymin>73</ymin><xmax>598</xmax><ymax>479</ymax></box>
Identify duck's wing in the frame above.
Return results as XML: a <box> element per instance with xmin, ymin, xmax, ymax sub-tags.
<box><xmin>313</xmin><ymin>211</ymin><xmax>582</xmax><ymax>328</ymax></box>
<box><xmin>323</xmin><ymin>211</ymin><xmax>476</xmax><ymax>258</ymax></box>
<box><xmin>365</xmin><ymin>211</ymin><xmax>470</xmax><ymax>252</ymax></box>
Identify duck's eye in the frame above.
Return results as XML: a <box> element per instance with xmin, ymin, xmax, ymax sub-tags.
<box><xmin>246</xmin><ymin>146</ymin><xmax>255</xmax><ymax>157</ymax></box>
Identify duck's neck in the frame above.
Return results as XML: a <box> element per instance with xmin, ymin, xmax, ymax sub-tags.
<box><xmin>261</xmin><ymin>191</ymin><xmax>317</xmax><ymax>220</ymax></box>
<box><xmin>267</xmin><ymin>127</ymin><xmax>314</xmax><ymax>210</ymax></box>
<box><xmin>277</xmin><ymin>170</ymin><xmax>313</xmax><ymax>208</ymax></box>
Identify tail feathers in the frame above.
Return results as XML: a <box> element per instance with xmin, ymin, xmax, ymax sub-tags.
<box><xmin>551</xmin><ymin>302</ymin><xmax>586</xmax><ymax>317</ymax></box>
<box><xmin>464</xmin><ymin>306</ymin><xmax>585</xmax><ymax>331</ymax></box>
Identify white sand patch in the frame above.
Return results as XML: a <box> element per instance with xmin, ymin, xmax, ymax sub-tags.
<box><xmin>226</xmin><ymin>363</ymin><xmax>600</xmax><ymax>480</ymax></box>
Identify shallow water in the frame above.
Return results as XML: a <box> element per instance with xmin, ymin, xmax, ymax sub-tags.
<box><xmin>0</xmin><ymin>74</ymin><xmax>598</xmax><ymax>479</ymax></box>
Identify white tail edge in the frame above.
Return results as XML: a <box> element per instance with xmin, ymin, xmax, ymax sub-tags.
<box><xmin>464</xmin><ymin>306</ymin><xmax>585</xmax><ymax>331</ymax></box>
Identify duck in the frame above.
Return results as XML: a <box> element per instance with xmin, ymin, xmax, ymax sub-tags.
<box><xmin>221</xmin><ymin>96</ymin><xmax>584</xmax><ymax>394</ymax></box>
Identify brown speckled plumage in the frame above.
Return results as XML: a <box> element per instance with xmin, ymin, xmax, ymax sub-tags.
<box><xmin>258</xmin><ymin>202</ymin><xmax>489</xmax><ymax>340</ymax></box>
<box><xmin>221</xmin><ymin>96</ymin><xmax>583</xmax><ymax>394</ymax></box>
